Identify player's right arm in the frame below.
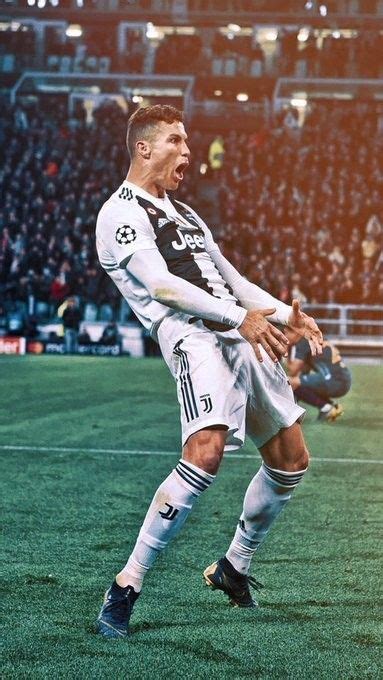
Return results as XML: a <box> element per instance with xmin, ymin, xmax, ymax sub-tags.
<box><xmin>96</xmin><ymin>209</ymin><xmax>246</xmax><ymax>330</ymax></box>
<box><xmin>97</xmin><ymin>206</ymin><xmax>289</xmax><ymax>362</ymax></box>
<box><xmin>128</xmin><ymin>247</ymin><xmax>246</xmax><ymax>329</ymax></box>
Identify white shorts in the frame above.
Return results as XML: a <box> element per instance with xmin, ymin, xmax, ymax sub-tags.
<box><xmin>157</xmin><ymin>314</ymin><xmax>305</xmax><ymax>452</ymax></box>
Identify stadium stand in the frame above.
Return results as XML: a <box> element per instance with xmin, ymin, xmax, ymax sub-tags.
<box><xmin>0</xmin><ymin>97</ymin><xmax>382</xmax><ymax>327</ymax></box>
<box><xmin>0</xmin><ymin>0</ymin><xmax>382</xmax><ymax>339</ymax></box>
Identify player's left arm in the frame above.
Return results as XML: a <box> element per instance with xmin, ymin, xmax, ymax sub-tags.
<box><xmin>176</xmin><ymin>204</ymin><xmax>291</xmax><ymax>324</ymax></box>
<box><xmin>208</xmin><ymin>247</ymin><xmax>293</xmax><ymax>325</ymax></box>
<box><xmin>208</xmin><ymin>248</ymin><xmax>322</xmax><ymax>356</ymax></box>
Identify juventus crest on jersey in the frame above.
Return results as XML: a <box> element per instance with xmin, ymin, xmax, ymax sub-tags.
<box><xmin>96</xmin><ymin>180</ymin><xmax>239</xmax><ymax>334</ymax></box>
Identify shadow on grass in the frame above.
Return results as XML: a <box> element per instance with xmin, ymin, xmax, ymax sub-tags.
<box><xmin>259</xmin><ymin>551</ymin><xmax>380</xmax><ymax>565</ymax></box>
<box><xmin>351</xmin><ymin>633</ymin><xmax>381</xmax><ymax>647</ymax></box>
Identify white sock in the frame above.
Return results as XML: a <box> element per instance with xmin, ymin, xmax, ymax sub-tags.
<box><xmin>119</xmin><ymin>460</ymin><xmax>215</xmax><ymax>591</ymax></box>
<box><xmin>226</xmin><ymin>463</ymin><xmax>307</xmax><ymax>575</ymax></box>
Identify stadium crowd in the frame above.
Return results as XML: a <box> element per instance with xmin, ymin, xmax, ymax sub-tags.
<box><xmin>209</xmin><ymin>103</ymin><xmax>383</xmax><ymax>306</ymax></box>
<box><xmin>0</xmin><ymin>98</ymin><xmax>382</xmax><ymax>328</ymax></box>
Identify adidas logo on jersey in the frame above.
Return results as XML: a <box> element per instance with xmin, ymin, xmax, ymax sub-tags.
<box><xmin>118</xmin><ymin>187</ymin><xmax>134</xmax><ymax>201</ymax></box>
<box><xmin>158</xmin><ymin>218</ymin><xmax>172</xmax><ymax>229</ymax></box>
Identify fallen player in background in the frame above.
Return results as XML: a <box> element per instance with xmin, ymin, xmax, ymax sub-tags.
<box><xmin>285</xmin><ymin>329</ymin><xmax>352</xmax><ymax>422</ymax></box>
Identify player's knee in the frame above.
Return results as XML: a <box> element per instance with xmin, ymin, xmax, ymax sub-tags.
<box><xmin>183</xmin><ymin>427</ymin><xmax>226</xmax><ymax>475</ymax></box>
<box><xmin>197</xmin><ymin>451</ymin><xmax>222</xmax><ymax>475</ymax></box>
<box><xmin>293</xmin><ymin>444</ymin><xmax>310</xmax><ymax>471</ymax></box>
<box><xmin>281</xmin><ymin>444</ymin><xmax>310</xmax><ymax>472</ymax></box>
<box><xmin>277</xmin><ymin>423</ymin><xmax>310</xmax><ymax>472</ymax></box>
<box><xmin>262</xmin><ymin>434</ymin><xmax>310</xmax><ymax>472</ymax></box>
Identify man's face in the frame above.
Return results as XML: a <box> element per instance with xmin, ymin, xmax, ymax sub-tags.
<box><xmin>145</xmin><ymin>121</ymin><xmax>190</xmax><ymax>191</ymax></box>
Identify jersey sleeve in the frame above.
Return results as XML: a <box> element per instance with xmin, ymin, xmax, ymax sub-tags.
<box><xmin>201</xmin><ymin>221</ymin><xmax>220</xmax><ymax>254</ymax></box>
<box><xmin>96</xmin><ymin>204</ymin><xmax>157</xmax><ymax>269</ymax></box>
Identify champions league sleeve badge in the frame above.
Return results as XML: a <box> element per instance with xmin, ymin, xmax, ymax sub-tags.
<box><xmin>115</xmin><ymin>225</ymin><xmax>137</xmax><ymax>245</ymax></box>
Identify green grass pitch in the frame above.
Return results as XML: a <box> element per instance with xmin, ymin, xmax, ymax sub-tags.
<box><xmin>1</xmin><ymin>356</ymin><xmax>382</xmax><ymax>679</ymax></box>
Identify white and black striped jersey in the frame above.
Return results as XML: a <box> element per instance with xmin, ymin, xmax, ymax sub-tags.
<box><xmin>96</xmin><ymin>180</ymin><xmax>240</xmax><ymax>333</ymax></box>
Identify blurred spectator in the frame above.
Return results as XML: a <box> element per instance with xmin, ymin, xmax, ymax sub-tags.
<box><xmin>62</xmin><ymin>297</ymin><xmax>82</xmax><ymax>354</ymax></box>
<box><xmin>290</xmin><ymin>274</ymin><xmax>308</xmax><ymax>305</ymax></box>
<box><xmin>361</xmin><ymin>233</ymin><xmax>380</xmax><ymax>260</ymax></box>
<box><xmin>208</xmin><ymin>135</ymin><xmax>225</xmax><ymax>170</ymax></box>
<box><xmin>50</xmin><ymin>274</ymin><xmax>70</xmax><ymax>309</ymax></box>
<box><xmin>78</xmin><ymin>327</ymin><xmax>92</xmax><ymax>344</ymax></box>
<box><xmin>6</xmin><ymin>304</ymin><xmax>25</xmax><ymax>336</ymax></box>
<box><xmin>0</xmin><ymin>304</ymin><xmax>8</xmax><ymax>336</ymax></box>
<box><xmin>100</xmin><ymin>321</ymin><xmax>121</xmax><ymax>345</ymax></box>
<box><xmin>24</xmin><ymin>315</ymin><xmax>39</xmax><ymax>339</ymax></box>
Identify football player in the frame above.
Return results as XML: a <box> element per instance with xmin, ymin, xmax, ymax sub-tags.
<box><xmin>95</xmin><ymin>105</ymin><xmax>323</xmax><ymax>638</ymax></box>
<box><xmin>285</xmin><ymin>330</ymin><xmax>352</xmax><ymax>422</ymax></box>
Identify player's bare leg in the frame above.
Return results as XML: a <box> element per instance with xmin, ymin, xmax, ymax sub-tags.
<box><xmin>259</xmin><ymin>421</ymin><xmax>309</xmax><ymax>472</ymax></box>
<box><xmin>97</xmin><ymin>426</ymin><xmax>226</xmax><ymax>637</ymax></box>
<box><xmin>182</xmin><ymin>425</ymin><xmax>227</xmax><ymax>474</ymax></box>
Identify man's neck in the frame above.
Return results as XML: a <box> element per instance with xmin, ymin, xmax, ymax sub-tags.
<box><xmin>125</xmin><ymin>168</ymin><xmax>165</xmax><ymax>199</ymax></box>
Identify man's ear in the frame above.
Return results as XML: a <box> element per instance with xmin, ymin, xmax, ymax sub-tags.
<box><xmin>136</xmin><ymin>140</ymin><xmax>151</xmax><ymax>159</ymax></box>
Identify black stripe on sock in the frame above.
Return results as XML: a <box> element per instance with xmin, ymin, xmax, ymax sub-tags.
<box><xmin>264</xmin><ymin>465</ymin><xmax>305</xmax><ymax>487</ymax></box>
<box><xmin>175</xmin><ymin>466</ymin><xmax>207</xmax><ymax>492</ymax></box>
<box><xmin>268</xmin><ymin>470</ymin><xmax>304</xmax><ymax>481</ymax></box>
<box><xmin>176</xmin><ymin>463</ymin><xmax>210</xmax><ymax>490</ymax></box>
<box><xmin>178</xmin><ymin>460</ymin><xmax>211</xmax><ymax>487</ymax></box>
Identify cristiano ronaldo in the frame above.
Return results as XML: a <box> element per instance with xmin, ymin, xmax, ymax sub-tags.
<box><xmin>95</xmin><ymin>104</ymin><xmax>323</xmax><ymax>638</ymax></box>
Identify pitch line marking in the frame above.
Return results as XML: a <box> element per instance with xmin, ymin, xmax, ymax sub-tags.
<box><xmin>0</xmin><ymin>444</ymin><xmax>382</xmax><ymax>465</ymax></box>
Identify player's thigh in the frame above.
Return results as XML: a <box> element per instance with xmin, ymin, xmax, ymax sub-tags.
<box><xmin>165</xmin><ymin>330</ymin><xmax>243</xmax><ymax>449</ymax></box>
<box><xmin>259</xmin><ymin>421</ymin><xmax>309</xmax><ymax>472</ymax></box>
<box><xmin>173</xmin><ymin>331</ymin><xmax>235</xmax><ymax>412</ymax></box>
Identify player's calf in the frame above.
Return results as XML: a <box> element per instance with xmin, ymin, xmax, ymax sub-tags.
<box><xmin>223</xmin><ymin>461</ymin><xmax>307</xmax><ymax>579</ymax></box>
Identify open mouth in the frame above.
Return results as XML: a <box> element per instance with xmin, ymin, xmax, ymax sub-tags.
<box><xmin>174</xmin><ymin>161</ymin><xmax>189</xmax><ymax>181</ymax></box>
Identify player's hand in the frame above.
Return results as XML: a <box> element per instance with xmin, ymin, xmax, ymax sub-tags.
<box><xmin>238</xmin><ymin>308</ymin><xmax>289</xmax><ymax>363</ymax></box>
<box><xmin>287</xmin><ymin>299</ymin><xmax>323</xmax><ymax>356</ymax></box>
